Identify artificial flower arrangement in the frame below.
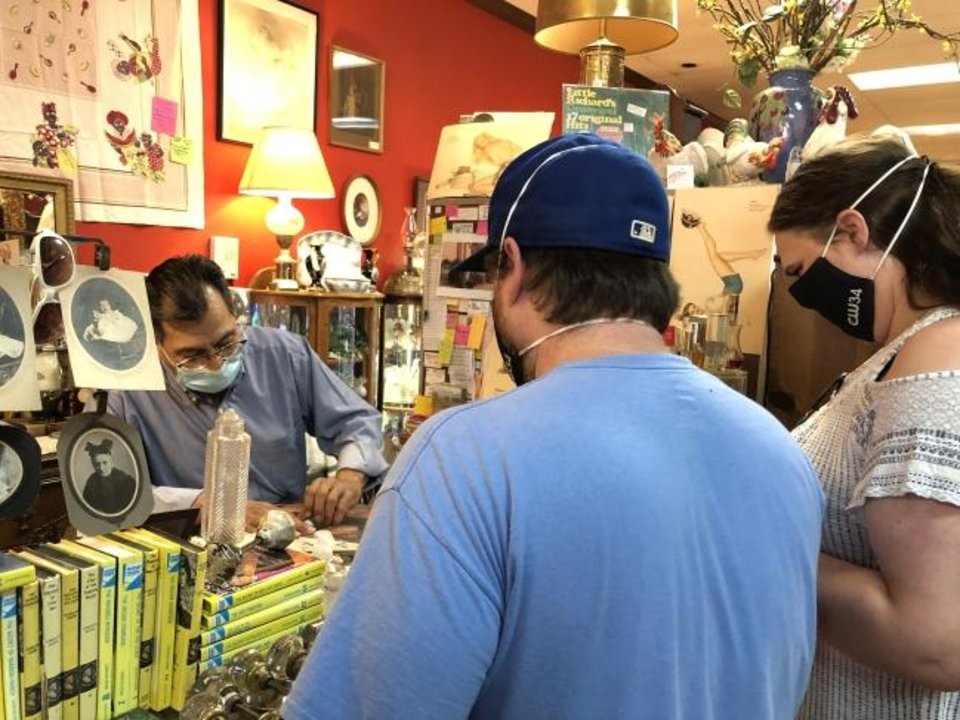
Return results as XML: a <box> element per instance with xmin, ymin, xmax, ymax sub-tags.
<box><xmin>697</xmin><ymin>0</ymin><xmax>960</xmax><ymax>91</ymax></box>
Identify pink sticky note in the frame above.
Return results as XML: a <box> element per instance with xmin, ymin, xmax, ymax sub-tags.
<box><xmin>152</xmin><ymin>96</ymin><xmax>179</xmax><ymax>136</ymax></box>
<box><xmin>445</xmin><ymin>204</ymin><xmax>459</xmax><ymax>219</ymax></box>
<box><xmin>454</xmin><ymin>324</ymin><xmax>470</xmax><ymax>346</ymax></box>
<box><xmin>475</xmin><ymin>220</ymin><xmax>489</xmax><ymax>236</ymax></box>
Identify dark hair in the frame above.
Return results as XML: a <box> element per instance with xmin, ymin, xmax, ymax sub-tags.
<box><xmin>490</xmin><ymin>247</ymin><xmax>679</xmax><ymax>332</ymax></box>
<box><xmin>769</xmin><ymin>135</ymin><xmax>960</xmax><ymax>308</ymax></box>
<box><xmin>146</xmin><ymin>255</ymin><xmax>233</xmax><ymax>340</ymax></box>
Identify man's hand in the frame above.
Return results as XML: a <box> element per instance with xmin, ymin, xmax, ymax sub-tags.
<box><xmin>303</xmin><ymin>469</ymin><xmax>365</xmax><ymax>527</ymax></box>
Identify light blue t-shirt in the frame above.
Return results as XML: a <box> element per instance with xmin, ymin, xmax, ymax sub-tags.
<box><xmin>285</xmin><ymin>353</ymin><xmax>823</xmax><ymax>720</ymax></box>
<box><xmin>105</xmin><ymin>326</ymin><xmax>387</xmax><ymax>502</ymax></box>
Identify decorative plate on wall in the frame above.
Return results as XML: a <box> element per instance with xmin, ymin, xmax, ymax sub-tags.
<box><xmin>341</xmin><ymin>175</ymin><xmax>381</xmax><ymax>246</ymax></box>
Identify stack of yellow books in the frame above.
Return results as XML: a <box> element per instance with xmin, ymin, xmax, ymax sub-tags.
<box><xmin>197</xmin><ymin>548</ymin><xmax>324</xmax><ymax>673</ymax></box>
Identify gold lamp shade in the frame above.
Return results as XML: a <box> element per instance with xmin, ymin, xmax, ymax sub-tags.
<box><xmin>535</xmin><ymin>0</ymin><xmax>679</xmax><ymax>87</ymax></box>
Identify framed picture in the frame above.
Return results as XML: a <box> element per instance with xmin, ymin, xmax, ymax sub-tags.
<box><xmin>329</xmin><ymin>46</ymin><xmax>385</xmax><ymax>154</ymax></box>
<box><xmin>58</xmin><ymin>413</ymin><xmax>153</xmax><ymax>535</ymax></box>
<box><xmin>342</xmin><ymin>175</ymin><xmax>382</xmax><ymax>246</ymax></box>
<box><xmin>219</xmin><ymin>0</ymin><xmax>319</xmax><ymax>145</ymax></box>
<box><xmin>0</xmin><ymin>170</ymin><xmax>76</xmax><ymax>265</ymax></box>
<box><xmin>0</xmin><ymin>425</ymin><xmax>41</xmax><ymax>520</ymax></box>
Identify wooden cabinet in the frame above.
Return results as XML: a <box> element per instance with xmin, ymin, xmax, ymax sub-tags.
<box><xmin>248</xmin><ymin>290</ymin><xmax>383</xmax><ymax>408</ymax></box>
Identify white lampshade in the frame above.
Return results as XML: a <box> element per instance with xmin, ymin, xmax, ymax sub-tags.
<box><xmin>239</xmin><ymin>126</ymin><xmax>335</xmax><ymax>199</ymax></box>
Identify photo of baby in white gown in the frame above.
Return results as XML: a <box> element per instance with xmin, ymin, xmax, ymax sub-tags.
<box><xmin>71</xmin><ymin>277</ymin><xmax>147</xmax><ymax>371</ymax></box>
<box><xmin>82</xmin><ymin>299</ymin><xmax>138</xmax><ymax>343</ymax></box>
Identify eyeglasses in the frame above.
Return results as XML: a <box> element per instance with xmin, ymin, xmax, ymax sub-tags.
<box><xmin>30</xmin><ymin>230</ymin><xmax>76</xmax><ymax>349</ymax></box>
<box><xmin>164</xmin><ymin>332</ymin><xmax>248</xmax><ymax>371</ymax></box>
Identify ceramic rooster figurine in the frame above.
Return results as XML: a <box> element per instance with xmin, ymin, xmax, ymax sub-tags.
<box><xmin>647</xmin><ymin>114</ymin><xmax>710</xmax><ymax>185</ymax></box>
<box><xmin>723</xmin><ymin>119</ymin><xmax>784</xmax><ymax>184</ymax></box>
<box><xmin>801</xmin><ymin>85</ymin><xmax>860</xmax><ymax>162</ymax></box>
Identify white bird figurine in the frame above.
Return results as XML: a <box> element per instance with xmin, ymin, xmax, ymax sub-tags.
<box><xmin>801</xmin><ymin>85</ymin><xmax>859</xmax><ymax>162</ymax></box>
<box><xmin>647</xmin><ymin>114</ymin><xmax>710</xmax><ymax>186</ymax></box>
<box><xmin>697</xmin><ymin>127</ymin><xmax>728</xmax><ymax>186</ymax></box>
<box><xmin>723</xmin><ymin>119</ymin><xmax>784</xmax><ymax>184</ymax></box>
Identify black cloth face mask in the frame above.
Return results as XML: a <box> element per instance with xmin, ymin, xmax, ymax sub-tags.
<box><xmin>789</xmin><ymin>258</ymin><xmax>876</xmax><ymax>342</ymax></box>
<box><xmin>784</xmin><ymin>153</ymin><xmax>931</xmax><ymax>344</ymax></box>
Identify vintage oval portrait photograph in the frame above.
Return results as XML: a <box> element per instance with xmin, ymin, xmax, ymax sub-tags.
<box><xmin>69</xmin><ymin>428</ymin><xmax>140</xmax><ymax>518</ymax></box>
<box><xmin>0</xmin><ymin>286</ymin><xmax>26</xmax><ymax>389</ymax></box>
<box><xmin>71</xmin><ymin>276</ymin><xmax>147</xmax><ymax>371</ymax></box>
<box><xmin>0</xmin><ymin>440</ymin><xmax>23</xmax><ymax>506</ymax></box>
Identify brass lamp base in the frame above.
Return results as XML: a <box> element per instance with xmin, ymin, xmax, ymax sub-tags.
<box><xmin>383</xmin><ymin>265</ymin><xmax>423</xmax><ymax>298</ymax></box>
<box><xmin>580</xmin><ymin>37</ymin><xmax>625</xmax><ymax>87</ymax></box>
<box><xmin>271</xmin><ymin>234</ymin><xmax>299</xmax><ymax>291</ymax></box>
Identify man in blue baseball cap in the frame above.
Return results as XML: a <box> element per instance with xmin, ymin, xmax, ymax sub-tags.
<box><xmin>286</xmin><ymin>133</ymin><xmax>823</xmax><ymax>720</ymax></box>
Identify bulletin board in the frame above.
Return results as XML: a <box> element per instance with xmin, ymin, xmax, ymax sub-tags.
<box><xmin>0</xmin><ymin>0</ymin><xmax>205</xmax><ymax>228</ymax></box>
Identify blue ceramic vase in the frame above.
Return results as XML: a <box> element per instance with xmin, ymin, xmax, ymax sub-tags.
<box><xmin>749</xmin><ymin>68</ymin><xmax>821</xmax><ymax>183</ymax></box>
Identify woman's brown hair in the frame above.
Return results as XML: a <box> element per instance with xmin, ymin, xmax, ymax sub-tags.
<box><xmin>768</xmin><ymin>135</ymin><xmax>960</xmax><ymax>308</ymax></box>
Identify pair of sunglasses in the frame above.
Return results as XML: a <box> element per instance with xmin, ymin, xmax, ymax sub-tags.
<box><xmin>0</xmin><ymin>228</ymin><xmax>112</xmax><ymax>349</ymax></box>
<box><xmin>30</xmin><ymin>230</ymin><xmax>76</xmax><ymax>349</ymax></box>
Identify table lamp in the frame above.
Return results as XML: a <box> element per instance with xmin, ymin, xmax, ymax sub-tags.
<box><xmin>239</xmin><ymin>126</ymin><xmax>335</xmax><ymax>290</ymax></box>
<box><xmin>535</xmin><ymin>0</ymin><xmax>679</xmax><ymax>87</ymax></box>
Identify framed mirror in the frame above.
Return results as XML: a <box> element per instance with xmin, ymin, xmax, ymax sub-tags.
<box><xmin>0</xmin><ymin>170</ymin><xmax>76</xmax><ymax>264</ymax></box>
<box><xmin>329</xmin><ymin>46</ymin><xmax>385</xmax><ymax>154</ymax></box>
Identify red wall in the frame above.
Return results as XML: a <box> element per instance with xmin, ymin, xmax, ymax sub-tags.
<box><xmin>75</xmin><ymin>0</ymin><xmax>579</xmax><ymax>286</ymax></box>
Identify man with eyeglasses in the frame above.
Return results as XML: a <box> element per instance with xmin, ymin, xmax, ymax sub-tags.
<box><xmin>100</xmin><ymin>255</ymin><xmax>387</xmax><ymax>530</ymax></box>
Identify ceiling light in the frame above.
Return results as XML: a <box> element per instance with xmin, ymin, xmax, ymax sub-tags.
<box><xmin>902</xmin><ymin>123</ymin><xmax>960</xmax><ymax>136</ymax></box>
<box><xmin>849</xmin><ymin>62</ymin><xmax>960</xmax><ymax>91</ymax></box>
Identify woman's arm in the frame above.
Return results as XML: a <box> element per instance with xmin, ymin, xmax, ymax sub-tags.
<box><xmin>818</xmin><ymin>495</ymin><xmax>960</xmax><ymax>690</ymax></box>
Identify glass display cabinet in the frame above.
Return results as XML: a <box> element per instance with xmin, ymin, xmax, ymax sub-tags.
<box><xmin>248</xmin><ymin>290</ymin><xmax>383</xmax><ymax>407</ymax></box>
<box><xmin>380</xmin><ymin>296</ymin><xmax>423</xmax><ymax>410</ymax></box>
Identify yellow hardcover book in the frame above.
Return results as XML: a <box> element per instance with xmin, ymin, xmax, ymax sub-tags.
<box><xmin>200</xmin><ymin>588</ymin><xmax>324</xmax><ymax>646</ymax></box>
<box><xmin>0</xmin><ymin>589</ymin><xmax>21</xmax><ymax>720</ymax></box>
<box><xmin>198</xmin><ymin>605</ymin><xmax>322</xmax><ymax>663</ymax></box>
<box><xmin>0</xmin><ymin>552</ymin><xmax>37</xmax><ymax>592</ymax></box>
<box><xmin>122</xmin><ymin>528</ymin><xmax>181</xmax><ymax>711</ymax></box>
<box><xmin>197</xmin><ymin>617</ymin><xmax>320</xmax><ymax>674</ymax></box>
<box><xmin>200</xmin><ymin>574</ymin><xmax>324</xmax><ymax>630</ymax></box>
<box><xmin>54</xmin><ymin>539</ymin><xmax>116</xmax><ymax>720</ymax></box>
<box><xmin>17</xmin><ymin>579</ymin><xmax>42</xmax><ymax>720</ymax></box>
<box><xmin>14</xmin><ymin>550</ymin><xmax>80</xmax><ymax>720</ymax></box>
<box><xmin>108</xmin><ymin>533</ymin><xmax>158</xmax><ymax>710</ymax></box>
<box><xmin>200</xmin><ymin>557</ymin><xmax>324</xmax><ymax>614</ymax></box>
<box><xmin>34</xmin><ymin>568</ymin><xmax>63</xmax><ymax>720</ymax></box>
<box><xmin>35</xmin><ymin>546</ymin><xmax>100</xmax><ymax>720</ymax></box>
<box><xmin>139</xmin><ymin>528</ymin><xmax>207</xmax><ymax>711</ymax></box>
<box><xmin>77</xmin><ymin>536</ymin><xmax>143</xmax><ymax>717</ymax></box>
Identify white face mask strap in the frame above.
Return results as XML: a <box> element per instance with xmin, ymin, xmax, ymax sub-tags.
<box><xmin>517</xmin><ymin>317</ymin><xmax>651</xmax><ymax>357</ymax></box>
<box><xmin>871</xmin><ymin>161</ymin><xmax>931</xmax><ymax>279</ymax></box>
<box><xmin>821</xmin><ymin>153</ymin><xmax>919</xmax><ymax>259</ymax></box>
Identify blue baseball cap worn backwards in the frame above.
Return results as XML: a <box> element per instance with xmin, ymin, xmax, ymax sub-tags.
<box><xmin>452</xmin><ymin>132</ymin><xmax>671</xmax><ymax>273</ymax></box>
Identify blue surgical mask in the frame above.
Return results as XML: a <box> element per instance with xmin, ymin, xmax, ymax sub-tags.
<box><xmin>176</xmin><ymin>355</ymin><xmax>244</xmax><ymax>394</ymax></box>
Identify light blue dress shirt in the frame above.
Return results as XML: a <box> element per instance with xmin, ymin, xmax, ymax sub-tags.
<box><xmin>105</xmin><ymin>326</ymin><xmax>387</xmax><ymax>505</ymax></box>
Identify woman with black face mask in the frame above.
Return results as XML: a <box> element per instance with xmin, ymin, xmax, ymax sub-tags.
<box><xmin>770</xmin><ymin>135</ymin><xmax>960</xmax><ymax>719</ymax></box>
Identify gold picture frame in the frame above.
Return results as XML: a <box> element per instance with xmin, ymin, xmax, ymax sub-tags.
<box><xmin>329</xmin><ymin>46</ymin><xmax>385</xmax><ymax>154</ymax></box>
<box><xmin>0</xmin><ymin>170</ymin><xmax>76</xmax><ymax>264</ymax></box>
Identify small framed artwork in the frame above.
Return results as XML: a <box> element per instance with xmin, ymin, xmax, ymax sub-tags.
<box><xmin>0</xmin><ymin>424</ymin><xmax>41</xmax><ymax>520</ymax></box>
<box><xmin>342</xmin><ymin>175</ymin><xmax>382</xmax><ymax>246</ymax></box>
<box><xmin>219</xmin><ymin>0</ymin><xmax>319</xmax><ymax>145</ymax></box>
<box><xmin>59</xmin><ymin>267</ymin><xmax>165</xmax><ymax>391</ymax></box>
<box><xmin>329</xmin><ymin>46</ymin><xmax>385</xmax><ymax>154</ymax></box>
<box><xmin>58</xmin><ymin>413</ymin><xmax>153</xmax><ymax>535</ymax></box>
